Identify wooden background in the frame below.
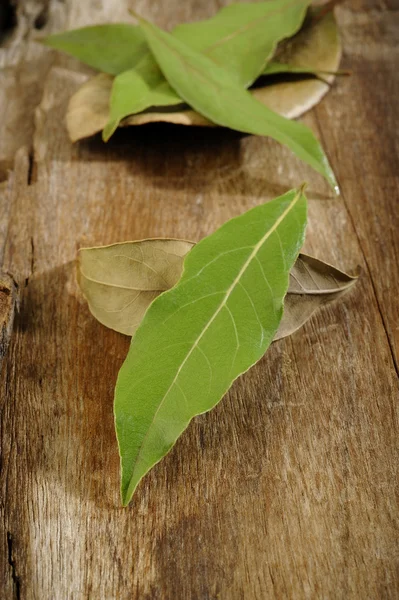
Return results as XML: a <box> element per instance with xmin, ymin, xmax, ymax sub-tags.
<box><xmin>1</xmin><ymin>0</ymin><xmax>398</xmax><ymax>598</ymax></box>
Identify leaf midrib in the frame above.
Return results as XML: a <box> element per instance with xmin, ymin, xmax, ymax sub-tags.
<box><xmin>127</xmin><ymin>189</ymin><xmax>302</xmax><ymax>495</ymax></box>
<box><xmin>288</xmin><ymin>282</ymin><xmax>356</xmax><ymax>295</ymax></box>
<box><xmin>80</xmin><ymin>270</ymin><xmax>168</xmax><ymax>292</ymax></box>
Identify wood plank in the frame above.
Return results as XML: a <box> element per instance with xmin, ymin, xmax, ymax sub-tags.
<box><xmin>315</xmin><ymin>2</ymin><xmax>399</xmax><ymax>371</ymax></box>
<box><xmin>1</xmin><ymin>1</ymin><xmax>398</xmax><ymax>598</ymax></box>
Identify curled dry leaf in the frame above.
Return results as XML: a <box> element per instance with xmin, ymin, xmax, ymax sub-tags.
<box><xmin>275</xmin><ymin>253</ymin><xmax>357</xmax><ymax>340</ymax></box>
<box><xmin>78</xmin><ymin>241</ymin><xmax>356</xmax><ymax>340</ymax></box>
<box><xmin>254</xmin><ymin>11</ymin><xmax>342</xmax><ymax>119</ymax></box>
<box><xmin>66</xmin><ymin>10</ymin><xmax>341</xmax><ymax>143</ymax></box>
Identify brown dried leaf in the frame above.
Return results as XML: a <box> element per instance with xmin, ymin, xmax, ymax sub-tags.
<box><xmin>78</xmin><ymin>239</ymin><xmax>194</xmax><ymax>335</ymax></box>
<box><xmin>253</xmin><ymin>11</ymin><xmax>342</xmax><ymax>119</ymax></box>
<box><xmin>275</xmin><ymin>253</ymin><xmax>357</xmax><ymax>340</ymax></box>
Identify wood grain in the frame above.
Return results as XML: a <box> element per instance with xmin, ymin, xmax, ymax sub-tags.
<box><xmin>1</xmin><ymin>1</ymin><xmax>398</xmax><ymax>599</ymax></box>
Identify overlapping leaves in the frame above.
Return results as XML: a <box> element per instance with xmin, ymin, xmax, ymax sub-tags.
<box><xmin>65</xmin><ymin>10</ymin><xmax>341</xmax><ymax>141</ymax></box>
<box><xmin>79</xmin><ymin>241</ymin><xmax>356</xmax><ymax>339</ymax></box>
<box><xmin>77</xmin><ymin>190</ymin><xmax>357</xmax><ymax>504</ymax></box>
<box><xmin>45</xmin><ymin>2</ymin><xmax>353</xmax><ymax>506</ymax></box>
<box><xmin>43</xmin><ymin>2</ymin><xmax>341</xmax><ymax>189</ymax></box>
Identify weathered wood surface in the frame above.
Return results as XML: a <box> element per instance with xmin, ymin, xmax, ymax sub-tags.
<box><xmin>0</xmin><ymin>1</ymin><xmax>398</xmax><ymax>598</ymax></box>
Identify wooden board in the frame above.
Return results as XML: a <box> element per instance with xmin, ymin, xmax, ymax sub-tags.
<box><xmin>1</xmin><ymin>1</ymin><xmax>398</xmax><ymax>598</ymax></box>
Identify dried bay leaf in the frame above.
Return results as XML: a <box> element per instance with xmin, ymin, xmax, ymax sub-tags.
<box><xmin>79</xmin><ymin>242</ymin><xmax>356</xmax><ymax>340</ymax></box>
<box><xmin>254</xmin><ymin>10</ymin><xmax>342</xmax><ymax>119</ymax></box>
<box><xmin>275</xmin><ymin>254</ymin><xmax>357</xmax><ymax>340</ymax></box>
<box><xmin>136</xmin><ymin>15</ymin><xmax>337</xmax><ymax>190</ymax></box>
<box><xmin>78</xmin><ymin>239</ymin><xmax>194</xmax><ymax>336</ymax></box>
<box><xmin>66</xmin><ymin>10</ymin><xmax>341</xmax><ymax>141</ymax></box>
<box><xmin>67</xmin><ymin>73</ymin><xmax>115</xmax><ymax>142</ymax></box>
<box><xmin>115</xmin><ymin>188</ymin><xmax>307</xmax><ymax>503</ymax></box>
<box><xmin>103</xmin><ymin>0</ymin><xmax>310</xmax><ymax>140</ymax></box>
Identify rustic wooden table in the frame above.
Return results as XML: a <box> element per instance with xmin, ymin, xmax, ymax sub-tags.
<box><xmin>1</xmin><ymin>1</ymin><xmax>398</xmax><ymax>598</ymax></box>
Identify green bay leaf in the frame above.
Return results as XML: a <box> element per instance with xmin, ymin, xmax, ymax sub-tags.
<box><xmin>115</xmin><ymin>187</ymin><xmax>307</xmax><ymax>505</ymax></box>
<box><xmin>104</xmin><ymin>0</ymin><xmax>310</xmax><ymax>140</ymax></box>
<box><xmin>137</xmin><ymin>15</ymin><xmax>338</xmax><ymax>191</ymax></box>
<box><xmin>172</xmin><ymin>0</ymin><xmax>310</xmax><ymax>88</ymax></box>
<box><xmin>103</xmin><ymin>58</ymin><xmax>180</xmax><ymax>141</ymax></box>
<box><xmin>102</xmin><ymin>58</ymin><xmax>181</xmax><ymax>140</ymax></box>
<box><xmin>42</xmin><ymin>24</ymin><xmax>147</xmax><ymax>75</ymax></box>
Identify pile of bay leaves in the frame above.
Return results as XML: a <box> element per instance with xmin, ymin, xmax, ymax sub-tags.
<box><xmin>44</xmin><ymin>0</ymin><xmax>342</xmax><ymax>188</ymax></box>
<box><xmin>79</xmin><ymin>189</ymin><xmax>356</xmax><ymax>506</ymax></box>
<box><xmin>44</xmin><ymin>2</ymin><xmax>356</xmax><ymax>506</ymax></box>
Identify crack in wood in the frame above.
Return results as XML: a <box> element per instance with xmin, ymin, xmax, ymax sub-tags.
<box><xmin>0</xmin><ymin>273</ymin><xmax>18</xmax><ymax>363</ymax></box>
<box><xmin>0</xmin><ymin>0</ymin><xmax>17</xmax><ymax>44</ymax></box>
<box><xmin>337</xmin><ymin>188</ymin><xmax>399</xmax><ymax>376</ymax></box>
<box><xmin>27</xmin><ymin>150</ymin><xmax>37</xmax><ymax>186</ymax></box>
<box><xmin>30</xmin><ymin>236</ymin><xmax>35</xmax><ymax>276</ymax></box>
<box><xmin>7</xmin><ymin>532</ymin><xmax>21</xmax><ymax>600</ymax></box>
<box><xmin>313</xmin><ymin>112</ymin><xmax>399</xmax><ymax>378</ymax></box>
<box><xmin>333</xmin><ymin>175</ymin><xmax>398</xmax><ymax>378</ymax></box>
<box><xmin>33</xmin><ymin>3</ymin><xmax>49</xmax><ymax>30</ymax></box>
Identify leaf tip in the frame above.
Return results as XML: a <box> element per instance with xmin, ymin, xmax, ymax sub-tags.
<box><xmin>102</xmin><ymin>121</ymin><xmax>116</xmax><ymax>142</ymax></box>
<box><xmin>121</xmin><ymin>495</ymin><xmax>130</xmax><ymax>508</ymax></box>
<box><xmin>121</xmin><ymin>478</ymin><xmax>138</xmax><ymax>507</ymax></box>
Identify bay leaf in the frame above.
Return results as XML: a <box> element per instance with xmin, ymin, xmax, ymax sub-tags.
<box><xmin>67</xmin><ymin>73</ymin><xmax>115</xmax><ymax>142</ymax></box>
<box><xmin>275</xmin><ymin>253</ymin><xmax>357</xmax><ymax>340</ymax></box>
<box><xmin>66</xmin><ymin>10</ymin><xmax>341</xmax><ymax>141</ymax></box>
<box><xmin>136</xmin><ymin>15</ymin><xmax>337</xmax><ymax>190</ymax></box>
<box><xmin>42</xmin><ymin>24</ymin><xmax>146</xmax><ymax>75</ymax></box>
<box><xmin>102</xmin><ymin>58</ymin><xmax>181</xmax><ymax>141</ymax></box>
<box><xmin>79</xmin><ymin>241</ymin><xmax>356</xmax><ymax>340</ymax></box>
<box><xmin>253</xmin><ymin>10</ymin><xmax>342</xmax><ymax>119</ymax></box>
<box><xmin>103</xmin><ymin>0</ymin><xmax>310</xmax><ymax>140</ymax></box>
<box><xmin>78</xmin><ymin>239</ymin><xmax>194</xmax><ymax>336</ymax></box>
<box><xmin>115</xmin><ymin>187</ymin><xmax>307</xmax><ymax>504</ymax></box>
<box><xmin>173</xmin><ymin>0</ymin><xmax>310</xmax><ymax>88</ymax></box>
